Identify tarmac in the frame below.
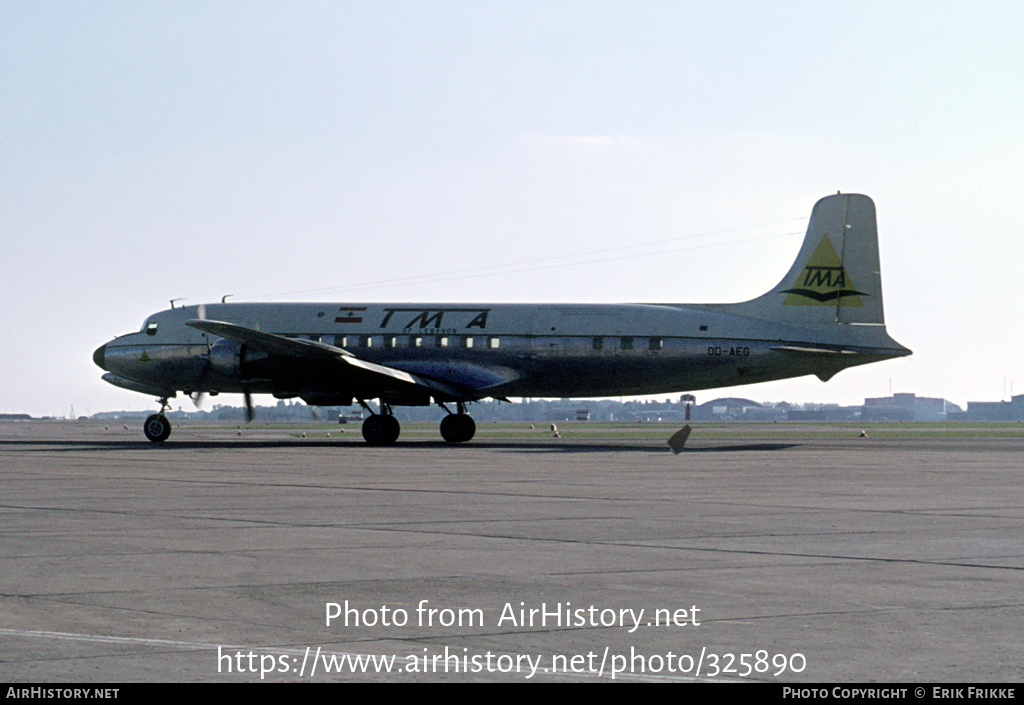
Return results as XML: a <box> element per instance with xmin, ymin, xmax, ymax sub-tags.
<box><xmin>1</xmin><ymin>419</ymin><xmax>1021</xmax><ymax>682</ymax></box>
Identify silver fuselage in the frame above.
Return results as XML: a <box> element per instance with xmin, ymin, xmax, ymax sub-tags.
<box><xmin>95</xmin><ymin>301</ymin><xmax>908</xmax><ymax>403</ymax></box>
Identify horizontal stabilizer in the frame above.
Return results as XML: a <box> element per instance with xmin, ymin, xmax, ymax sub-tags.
<box><xmin>771</xmin><ymin>345</ymin><xmax>858</xmax><ymax>355</ymax></box>
<box><xmin>770</xmin><ymin>343</ymin><xmax>906</xmax><ymax>357</ymax></box>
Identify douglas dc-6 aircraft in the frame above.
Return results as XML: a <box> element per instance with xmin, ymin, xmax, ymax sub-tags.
<box><xmin>93</xmin><ymin>193</ymin><xmax>910</xmax><ymax>444</ymax></box>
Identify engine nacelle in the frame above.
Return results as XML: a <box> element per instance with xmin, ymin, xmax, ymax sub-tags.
<box><xmin>299</xmin><ymin>392</ymin><xmax>354</xmax><ymax>407</ymax></box>
<box><xmin>208</xmin><ymin>338</ymin><xmax>243</xmax><ymax>378</ymax></box>
<box><xmin>208</xmin><ymin>338</ymin><xmax>269</xmax><ymax>379</ymax></box>
<box><xmin>382</xmin><ymin>389</ymin><xmax>432</xmax><ymax>406</ymax></box>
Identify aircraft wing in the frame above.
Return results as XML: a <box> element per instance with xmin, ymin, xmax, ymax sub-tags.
<box><xmin>187</xmin><ymin>319</ymin><xmax>357</xmax><ymax>359</ymax></box>
<box><xmin>185</xmin><ymin>319</ymin><xmax>472</xmax><ymax>400</ymax></box>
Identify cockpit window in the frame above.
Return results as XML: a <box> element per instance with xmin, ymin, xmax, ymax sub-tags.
<box><xmin>145</xmin><ymin>322</ymin><xmax>158</xmax><ymax>336</ymax></box>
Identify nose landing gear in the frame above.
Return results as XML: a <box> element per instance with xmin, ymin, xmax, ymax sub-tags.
<box><xmin>143</xmin><ymin>397</ymin><xmax>173</xmax><ymax>442</ymax></box>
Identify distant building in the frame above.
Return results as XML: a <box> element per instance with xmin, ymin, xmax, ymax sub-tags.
<box><xmin>966</xmin><ymin>401</ymin><xmax>1011</xmax><ymax>421</ymax></box>
<box><xmin>692</xmin><ymin>398</ymin><xmax>785</xmax><ymax>421</ymax></box>
<box><xmin>787</xmin><ymin>405</ymin><xmax>861</xmax><ymax>421</ymax></box>
<box><xmin>963</xmin><ymin>395</ymin><xmax>1023</xmax><ymax>421</ymax></box>
<box><xmin>785</xmin><ymin>408</ymin><xmax>828</xmax><ymax>421</ymax></box>
<box><xmin>638</xmin><ymin>409</ymin><xmax>683</xmax><ymax>421</ymax></box>
<box><xmin>862</xmin><ymin>393</ymin><xmax>959</xmax><ymax>421</ymax></box>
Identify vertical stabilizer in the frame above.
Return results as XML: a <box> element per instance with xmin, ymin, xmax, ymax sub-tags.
<box><xmin>736</xmin><ymin>193</ymin><xmax>885</xmax><ymax>325</ymax></box>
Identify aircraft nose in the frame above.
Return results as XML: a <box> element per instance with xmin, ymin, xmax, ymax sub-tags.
<box><xmin>93</xmin><ymin>344</ymin><xmax>106</xmax><ymax>370</ymax></box>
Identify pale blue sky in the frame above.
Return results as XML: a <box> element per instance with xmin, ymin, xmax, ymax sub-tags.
<box><xmin>3</xmin><ymin>1</ymin><xmax>1023</xmax><ymax>415</ymax></box>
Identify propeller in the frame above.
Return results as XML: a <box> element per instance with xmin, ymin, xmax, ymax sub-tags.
<box><xmin>191</xmin><ymin>303</ymin><xmax>211</xmax><ymax>409</ymax></box>
<box><xmin>243</xmin><ymin>388</ymin><xmax>255</xmax><ymax>423</ymax></box>
<box><xmin>195</xmin><ymin>303</ymin><xmax>255</xmax><ymax>423</ymax></box>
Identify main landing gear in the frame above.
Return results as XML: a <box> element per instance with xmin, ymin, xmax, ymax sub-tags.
<box><xmin>439</xmin><ymin>402</ymin><xmax>475</xmax><ymax>444</ymax></box>
<box><xmin>357</xmin><ymin>399</ymin><xmax>477</xmax><ymax>445</ymax></box>
<box><xmin>144</xmin><ymin>397</ymin><xmax>172</xmax><ymax>442</ymax></box>
<box><xmin>362</xmin><ymin>414</ymin><xmax>401</xmax><ymax>445</ymax></box>
<box><xmin>360</xmin><ymin>400</ymin><xmax>401</xmax><ymax>446</ymax></box>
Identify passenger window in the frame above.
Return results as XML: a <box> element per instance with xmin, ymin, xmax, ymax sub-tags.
<box><xmin>463</xmin><ymin>337</ymin><xmax>474</xmax><ymax>348</ymax></box>
<box><xmin>649</xmin><ymin>338</ymin><xmax>663</xmax><ymax>351</ymax></box>
<box><xmin>488</xmin><ymin>337</ymin><xmax>500</xmax><ymax>349</ymax></box>
<box><xmin>360</xmin><ymin>336</ymin><xmax>372</xmax><ymax>348</ymax></box>
<box><xmin>385</xmin><ymin>336</ymin><xmax>397</xmax><ymax>348</ymax></box>
<box><xmin>592</xmin><ymin>337</ymin><xmax>603</xmax><ymax>350</ymax></box>
<box><xmin>411</xmin><ymin>336</ymin><xmax>423</xmax><ymax>348</ymax></box>
<box><xmin>437</xmin><ymin>336</ymin><xmax>449</xmax><ymax>348</ymax></box>
<box><xmin>621</xmin><ymin>337</ymin><xmax>633</xmax><ymax>350</ymax></box>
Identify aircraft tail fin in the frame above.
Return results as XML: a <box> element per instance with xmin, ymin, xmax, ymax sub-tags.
<box><xmin>735</xmin><ymin>193</ymin><xmax>887</xmax><ymax>326</ymax></box>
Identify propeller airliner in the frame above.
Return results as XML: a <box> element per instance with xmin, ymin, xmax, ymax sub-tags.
<box><xmin>93</xmin><ymin>193</ymin><xmax>910</xmax><ymax>444</ymax></box>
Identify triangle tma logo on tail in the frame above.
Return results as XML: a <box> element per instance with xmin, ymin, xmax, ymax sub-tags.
<box><xmin>781</xmin><ymin>234</ymin><xmax>866</xmax><ymax>306</ymax></box>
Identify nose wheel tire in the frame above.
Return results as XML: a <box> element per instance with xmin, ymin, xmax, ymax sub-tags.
<box><xmin>143</xmin><ymin>414</ymin><xmax>172</xmax><ymax>442</ymax></box>
<box><xmin>440</xmin><ymin>413</ymin><xmax>475</xmax><ymax>443</ymax></box>
<box><xmin>362</xmin><ymin>414</ymin><xmax>400</xmax><ymax>445</ymax></box>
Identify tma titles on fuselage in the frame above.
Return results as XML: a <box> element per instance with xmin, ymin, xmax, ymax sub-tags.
<box><xmin>93</xmin><ymin>193</ymin><xmax>910</xmax><ymax>445</ymax></box>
